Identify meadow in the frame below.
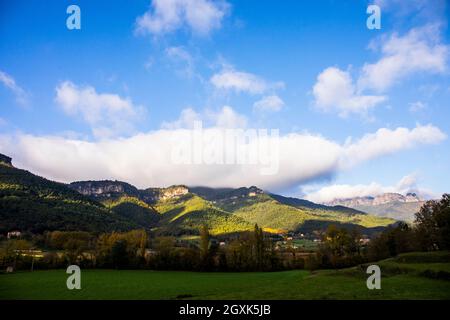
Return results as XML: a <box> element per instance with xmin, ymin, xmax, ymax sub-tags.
<box><xmin>1</xmin><ymin>252</ymin><xmax>449</xmax><ymax>300</ymax></box>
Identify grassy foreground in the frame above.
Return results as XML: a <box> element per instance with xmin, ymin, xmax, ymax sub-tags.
<box><xmin>1</xmin><ymin>252</ymin><xmax>450</xmax><ymax>300</ymax></box>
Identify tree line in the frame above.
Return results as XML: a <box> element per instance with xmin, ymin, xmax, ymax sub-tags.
<box><xmin>0</xmin><ymin>224</ymin><xmax>284</xmax><ymax>272</ymax></box>
<box><xmin>1</xmin><ymin>194</ymin><xmax>449</xmax><ymax>272</ymax></box>
<box><xmin>314</xmin><ymin>194</ymin><xmax>450</xmax><ymax>269</ymax></box>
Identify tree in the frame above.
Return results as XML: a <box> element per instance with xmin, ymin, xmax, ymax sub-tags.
<box><xmin>111</xmin><ymin>239</ymin><xmax>129</xmax><ymax>269</ymax></box>
<box><xmin>415</xmin><ymin>194</ymin><xmax>450</xmax><ymax>250</ymax></box>
<box><xmin>63</xmin><ymin>238</ymin><xmax>86</xmax><ymax>265</ymax></box>
<box><xmin>319</xmin><ymin>225</ymin><xmax>363</xmax><ymax>268</ymax></box>
<box><xmin>199</xmin><ymin>225</ymin><xmax>212</xmax><ymax>270</ymax></box>
<box><xmin>367</xmin><ymin>222</ymin><xmax>415</xmax><ymax>261</ymax></box>
<box><xmin>139</xmin><ymin>230</ymin><xmax>147</xmax><ymax>258</ymax></box>
<box><xmin>152</xmin><ymin>237</ymin><xmax>176</xmax><ymax>269</ymax></box>
<box><xmin>253</xmin><ymin>224</ymin><xmax>265</xmax><ymax>270</ymax></box>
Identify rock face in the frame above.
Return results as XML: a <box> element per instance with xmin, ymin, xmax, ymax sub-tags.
<box><xmin>147</xmin><ymin>185</ymin><xmax>189</xmax><ymax>201</ymax></box>
<box><xmin>0</xmin><ymin>153</ymin><xmax>12</xmax><ymax>166</ymax></box>
<box><xmin>69</xmin><ymin>181</ymin><xmax>189</xmax><ymax>203</ymax></box>
<box><xmin>327</xmin><ymin>192</ymin><xmax>425</xmax><ymax>222</ymax></box>
<box><xmin>69</xmin><ymin>180</ymin><xmax>140</xmax><ymax>199</ymax></box>
<box><xmin>328</xmin><ymin>192</ymin><xmax>422</xmax><ymax>207</ymax></box>
<box><xmin>228</xmin><ymin>186</ymin><xmax>264</xmax><ymax>198</ymax></box>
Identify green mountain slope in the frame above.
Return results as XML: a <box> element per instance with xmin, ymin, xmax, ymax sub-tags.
<box><xmin>231</xmin><ymin>195</ymin><xmax>394</xmax><ymax>233</ymax></box>
<box><xmin>0</xmin><ymin>157</ymin><xmax>137</xmax><ymax>233</ymax></box>
<box><xmin>69</xmin><ymin>181</ymin><xmax>395</xmax><ymax>235</ymax></box>
<box><xmin>104</xmin><ymin>196</ymin><xmax>161</xmax><ymax>228</ymax></box>
<box><xmin>154</xmin><ymin>194</ymin><xmax>252</xmax><ymax>235</ymax></box>
<box><xmin>269</xmin><ymin>193</ymin><xmax>364</xmax><ymax>215</ymax></box>
<box><xmin>0</xmin><ymin>153</ymin><xmax>396</xmax><ymax>236</ymax></box>
<box><xmin>189</xmin><ymin>186</ymin><xmax>395</xmax><ymax>234</ymax></box>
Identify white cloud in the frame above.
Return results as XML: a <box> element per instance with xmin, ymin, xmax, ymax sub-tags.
<box><xmin>409</xmin><ymin>101</ymin><xmax>427</xmax><ymax>113</ymax></box>
<box><xmin>210</xmin><ymin>69</ymin><xmax>266</xmax><ymax>94</ymax></box>
<box><xmin>253</xmin><ymin>95</ymin><xmax>284</xmax><ymax>112</ymax></box>
<box><xmin>162</xmin><ymin>105</ymin><xmax>247</xmax><ymax>129</ymax></box>
<box><xmin>305</xmin><ymin>182</ymin><xmax>391</xmax><ymax>203</ymax></box>
<box><xmin>340</xmin><ymin>124</ymin><xmax>446</xmax><ymax>168</ymax></box>
<box><xmin>0</xmin><ymin>129</ymin><xmax>339</xmax><ymax>190</ymax></box>
<box><xmin>55</xmin><ymin>81</ymin><xmax>143</xmax><ymax>138</ymax></box>
<box><xmin>210</xmin><ymin>105</ymin><xmax>247</xmax><ymax>128</ymax></box>
<box><xmin>165</xmin><ymin>46</ymin><xmax>195</xmax><ymax>78</ymax></box>
<box><xmin>396</xmin><ymin>173</ymin><xmax>419</xmax><ymax>192</ymax></box>
<box><xmin>210</xmin><ymin>67</ymin><xmax>283</xmax><ymax>95</ymax></box>
<box><xmin>358</xmin><ymin>24</ymin><xmax>449</xmax><ymax>92</ymax></box>
<box><xmin>312</xmin><ymin>67</ymin><xmax>386</xmax><ymax>117</ymax></box>
<box><xmin>304</xmin><ymin>173</ymin><xmax>434</xmax><ymax>203</ymax></box>
<box><xmin>312</xmin><ymin>24</ymin><xmax>449</xmax><ymax>118</ymax></box>
<box><xmin>0</xmin><ymin>70</ymin><xmax>28</xmax><ymax>106</ymax></box>
<box><xmin>135</xmin><ymin>0</ymin><xmax>229</xmax><ymax>36</ymax></box>
<box><xmin>161</xmin><ymin>107</ymin><xmax>201</xmax><ymax>129</ymax></box>
<box><xmin>0</xmin><ymin>106</ymin><xmax>445</xmax><ymax>191</ymax></box>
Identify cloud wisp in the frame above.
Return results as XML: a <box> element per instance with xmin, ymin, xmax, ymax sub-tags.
<box><xmin>0</xmin><ymin>70</ymin><xmax>29</xmax><ymax>106</ymax></box>
<box><xmin>210</xmin><ymin>66</ymin><xmax>284</xmax><ymax>95</ymax></box>
<box><xmin>55</xmin><ymin>81</ymin><xmax>144</xmax><ymax>139</ymax></box>
<box><xmin>135</xmin><ymin>0</ymin><xmax>230</xmax><ymax>36</ymax></box>
<box><xmin>253</xmin><ymin>95</ymin><xmax>285</xmax><ymax>112</ymax></box>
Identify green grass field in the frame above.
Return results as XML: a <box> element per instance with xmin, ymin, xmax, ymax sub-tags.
<box><xmin>2</xmin><ymin>252</ymin><xmax>450</xmax><ymax>300</ymax></box>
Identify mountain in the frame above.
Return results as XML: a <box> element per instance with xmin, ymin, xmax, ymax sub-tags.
<box><xmin>0</xmin><ymin>154</ymin><xmax>137</xmax><ymax>234</ymax></box>
<box><xmin>269</xmin><ymin>193</ymin><xmax>364</xmax><ymax>215</ymax></box>
<box><xmin>67</xmin><ymin>181</ymin><xmax>192</xmax><ymax>229</ymax></box>
<box><xmin>0</xmin><ymin>153</ymin><xmax>396</xmax><ymax>236</ymax></box>
<box><xmin>327</xmin><ymin>193</ymin><xmax>426</xmax><ymax>222</ymax></box>
<box><xmin>72</xmin><ymin>181</ymin><xmax>394</xmax><ymax>236</ymax></box>
<box><xmin>153</xmin><ymin>193</ymin><xmax>252</xmax><ymax>235</ymax></box>
<box><xmin>69</xmin><ymin>183</ymin><xmax>253</xmax><ymax>235</ymax></box>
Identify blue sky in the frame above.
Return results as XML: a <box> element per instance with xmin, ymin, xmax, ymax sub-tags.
<box><xmin>0</xmin><ymin>0</ymin><xmax>449</xmax><ymax>202</ymax></box>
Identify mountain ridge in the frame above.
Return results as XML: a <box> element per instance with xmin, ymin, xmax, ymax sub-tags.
<box><xmin>326</xmin><ymin>192</ymin><xmax>427</xmax><ymax>221</ymax></box>
<box><xmin>0</xmin><ymin>153</ymin><xmax>396</xmax><ymax>236</ymax></box>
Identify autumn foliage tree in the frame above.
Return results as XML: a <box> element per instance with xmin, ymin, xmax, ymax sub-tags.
<box><xmin>415</xmin><ymin>194</ymin><xmax>450</xmax><ymax>251</ymax></box>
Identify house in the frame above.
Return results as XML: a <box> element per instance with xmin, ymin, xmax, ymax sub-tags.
<box><xmin>144</xmin><ymin>249</ymin><xmax>157</xmax><ymax>258</ymax></box>
<box><xmin>7</xmin><ymin>230</ymin><xmax>21</xmax><ymax>239</ymax></box>
<box><xmin>359</xmin><ymin>238</ymin><xmax>370</xmax><ymax>245</ymax></box>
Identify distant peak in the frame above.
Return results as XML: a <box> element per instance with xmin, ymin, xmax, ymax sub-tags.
<box><xmin>327</xmin><ymin>191</ymin><xmax>422</xmax><ymax>206</ymax></box>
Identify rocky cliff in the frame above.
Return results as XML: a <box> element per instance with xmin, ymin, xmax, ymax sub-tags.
<box><xmin>69</xmin><ymin>180</ymin><xmax>140</xmax><ymax>199</ymax></box>
<box><xmin>328</xmin><ymin>192</ymin><xmax>422</xmax><ymax>207</ymax></box>
<box><xmin>327</xmin><ymin>192</ymin><xmax>425</xmax><ymax>221</ymax></box>
<box><xmin>69</xmin><ymin>180</ymin><xmax>189</xmax><ymax>204</ymax></box>
<box><xmin>0</xmin><ymin>153</ymin><xmax>13</xmax><ymax>167</ymax></box>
